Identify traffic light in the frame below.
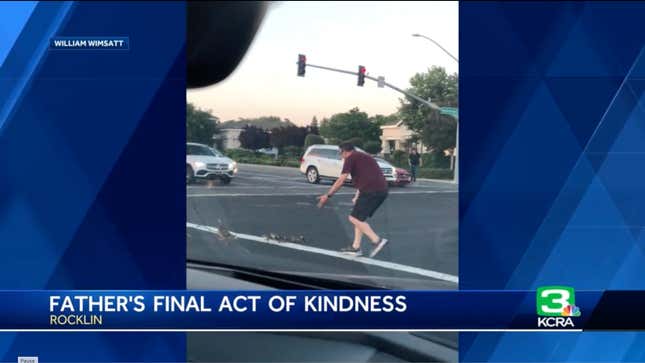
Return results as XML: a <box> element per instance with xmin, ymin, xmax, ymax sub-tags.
<box><xmin>297</xmin><ymin>54</ymin><xmax>306</xmax><ymax>77</ymax></box>
<box><xmin>357</xmin><ymin>65</ymin><xmax>366</xmax><ymax>86</ymax></box>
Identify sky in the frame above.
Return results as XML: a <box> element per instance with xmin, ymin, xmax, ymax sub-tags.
<box><xmin>187</xmin><ymin>1</ymin><xmax>458</xmax><ymax>126</ymax></box>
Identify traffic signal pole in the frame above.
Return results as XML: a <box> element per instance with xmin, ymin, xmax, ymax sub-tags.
<box><xmin>298</xmin><ymin>60</ymin><xmax>458</xmax><ymax>184</ymax></box>
<box><xmin>303</xmin><ymin>63</ymin><xmax>439</xmax><ymax>110</ymax></box>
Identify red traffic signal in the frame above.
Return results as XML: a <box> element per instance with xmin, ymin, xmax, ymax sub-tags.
<box><xmin>297</xmin><ymin>54</ymin><xmax>306</xmax><ymax>77</ymax></box>
<box><xmin>357</xmin><ymin>65</ymin><xmax>366</xmax><ymax>86</ymax></box>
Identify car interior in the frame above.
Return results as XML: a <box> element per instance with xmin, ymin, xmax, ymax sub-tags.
<box><xmin>186</xmin><ymin>2</ymin><xmax>458</xmax><ymax>362</ymax></box>
<box><xmin>187</xmin><ymin>261</ymin><xmax>457</xmax><ymax>363</ymax></box>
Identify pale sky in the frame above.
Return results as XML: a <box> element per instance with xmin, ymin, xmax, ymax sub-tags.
<box><xmin>187</xmin><ymin>1</ymin><xmax>458</xmax><ymax>126</ymax></box>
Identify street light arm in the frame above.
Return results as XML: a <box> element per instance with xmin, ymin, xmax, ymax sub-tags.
<box><xmin>409</xmin><ymin>34</ymin><xmax>459</xmax><ymax>184</ymax></box>
<box><xmin>412</xmin><ymin>33</ymin><xmax>458</xmax><ymax>63</ymax></box>
<box><xmin>300</xmin><ymin>61</ymin><xmax>439</xmax><ymax>110</ymax></box>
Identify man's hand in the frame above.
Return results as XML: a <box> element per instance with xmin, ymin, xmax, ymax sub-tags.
<box><xmin>317</xmin><ymin>194</ymin><xmax>329</xmax><ymax>208</ymax></box>
<box><xmin>318</xmin><ymin>173</ymin><xmax>348</xmax><ymax>208</ymax></box>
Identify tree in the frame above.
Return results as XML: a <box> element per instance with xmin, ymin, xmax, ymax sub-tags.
<box><xmin>319</xmin><ymin>107</ymin><xmax>382</xmax><ymax>145</ymax></box>
<box><xmin>306</xmin><ymin>125</ymin><xmax>320</xmax><ymax>135</ymax></box>
<box><xmin>239</xmin><ymin>125</ymin><xmax>270</xmax><ymax>150</ymax></box>
<box><xmin>363</xmin><ymin>140</ymin><xmax>382</xmax><ymax>155</ymax></box>
<box><xmin>369</xmin><ymin>114</ymin><xmax>398</xmax><ymax>127</ymax></box>
<box><xmin>398</xmin><ymin>66</ymin><xmax>458</xmax><ymax>151</ymax></box>
<box><xmin>343</xmin><ymin>137</ymin><xmax>364</xmax><ymax>148</ymax></box>
<box><xmin>270</xmin><ymin>125</ymin><xmax>307</xmax><ymax>149</ymax></box>
<box><xmin>307</xmin><ymin>116</ymin><xmax>320</xmax><ymax>135</ymax></box>
<box><xmin>304</xmin><ymin>134</ymin><xmax>325</xmax><ymax>148</ymax></box>
<box><xmin>419</xmin><ymin>113</ymin><xmax>456</xmax><ymax>152</ymax></box>
<box><xmin>186</xmin><ymin>103</ymin><xmax>219</xmax><ymax>145</ymax></box>
<box><xmin>220</xmin><ymin>116</ymin><xmax>294</xmax><ymax>130</ymax></box>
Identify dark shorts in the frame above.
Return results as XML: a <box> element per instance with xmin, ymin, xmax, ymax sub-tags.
<box><xmin>351</xmin><ymin>190</ymin><xmax>388</xmax><ymax>222</ymax></box>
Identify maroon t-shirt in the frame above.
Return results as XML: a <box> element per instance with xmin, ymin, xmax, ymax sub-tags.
<box><xmin>341</xmin><ymin>151</ymin><xmax>388</xmax><ymax>192</ymax></box>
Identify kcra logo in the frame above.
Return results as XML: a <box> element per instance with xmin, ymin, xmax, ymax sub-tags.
<box><xmin>536</xmin><ymin>286</ymin><xmax>581</xmax><ymax>328</ymax></box>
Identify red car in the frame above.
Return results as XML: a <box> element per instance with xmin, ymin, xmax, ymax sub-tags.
<box><xmin>391</xmin><ymin>167</ymin><xmax>412</xmax><ymax>187</ymax></box>
<box><xmin>371</xmin><ymin>157</ymin><xmax>412</xmax><ymax>187</ymax></box>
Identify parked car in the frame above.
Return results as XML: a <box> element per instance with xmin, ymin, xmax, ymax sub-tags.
<box><xmin>375</xmin><ymin>158</ymin><xmax>412</xmax><ymax>187</ymax></box>
<box><xmin>186</xmin><ymin>142</ymin><xmax>238</xmax><ymax>184</ymax></box>
<box><xmin>299</xmin><ymin>144</ymin><xmax>404</xmax><ymax>186</ymax></box>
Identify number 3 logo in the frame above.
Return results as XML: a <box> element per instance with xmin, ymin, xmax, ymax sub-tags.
<box><xmin>536</xmin><ymin>286</ymin><xmax>575</xmax><ymax>316</ymax></box>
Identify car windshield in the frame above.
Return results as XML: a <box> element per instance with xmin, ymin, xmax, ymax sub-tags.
<box><xmin>188</xmin><ymin>144</ymin><xmax>220</xmax><ymax>157</ymax></box>
<box><xmin>186</xmin><ymin>2</ymin><xmax>458</xmax><ymax>291</ymax></box>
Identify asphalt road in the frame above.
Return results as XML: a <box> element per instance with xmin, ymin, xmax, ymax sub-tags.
<box><xmin>187</xmin><ymin>163</ymin><xmax>458</xmax><ymax>289</ymax></box>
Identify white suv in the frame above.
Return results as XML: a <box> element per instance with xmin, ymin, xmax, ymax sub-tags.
<box><xmin>299</xmin><ymin>144</ymin><xmax>396</xmax><ymax>184</ymax></box>
<box><xmin>186</xmin><ymin>142</ymin><xmax>238</xmax><ymax>184</ymax></box>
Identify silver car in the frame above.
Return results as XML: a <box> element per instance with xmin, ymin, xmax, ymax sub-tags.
<box><xmin>186</xmin><ymin>142</ymin><xmax>238</xmax><ymax>184</ymax></box>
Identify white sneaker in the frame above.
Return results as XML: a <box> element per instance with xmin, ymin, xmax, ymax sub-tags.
<box><xmin>369</xmin><ymin>238</ymin><xmax>389</xmax><ymax>258</ymax></box>
<box><xmin>341</xmin><ymin>245</ymin><xmax>362</xmax><ymax>256</ymax></box>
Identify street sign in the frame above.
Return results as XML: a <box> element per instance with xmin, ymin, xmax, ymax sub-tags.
<box><xmin>440</xmin><ymin>107</ymin><xmax>458</xmax><ymax>119</ymax></box>
<box><xmin>377</xmin><ymin>76</ymin><xmax>385</xmax><ymax>88</ymax></box>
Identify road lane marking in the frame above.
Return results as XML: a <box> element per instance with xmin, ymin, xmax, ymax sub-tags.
<box><xmin>187</xmin><ymin>190</ymin><xmax>457</xmax><ymax>198</ymax></box>
<box><xmin>187</xmin><ymin>222</ymin><xmax>459</xmax><ymax>284</ymax></box>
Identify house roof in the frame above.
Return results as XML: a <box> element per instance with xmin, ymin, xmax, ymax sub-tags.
<box><xmin>380</xmin><ymin>120</ymin><xmax>404</xmax><ymax>129</ymax></box>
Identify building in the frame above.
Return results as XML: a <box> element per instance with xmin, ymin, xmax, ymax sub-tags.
<box><xmin>380</xmin><ymin>120</ymin><xmax>424</xmax><ymax>155</ymax></box>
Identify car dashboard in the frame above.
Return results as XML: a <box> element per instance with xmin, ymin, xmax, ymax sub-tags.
<box><xmin>187</xmin><ymin>265</ymin><xmax>457</xmax><ymax>363</ymax></box>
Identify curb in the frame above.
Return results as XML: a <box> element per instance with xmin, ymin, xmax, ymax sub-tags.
<box><xmin>416</xmin><ymin>178</ymin><xmax>456</xmax><ymax>184</ymax></box>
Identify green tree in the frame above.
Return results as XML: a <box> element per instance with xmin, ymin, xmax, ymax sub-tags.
<box><xmin>270</xmin><ymin>125</ymin><xmax>308</xmax><ymax>149</ymax></box>
<box><xmin>220</xmin><ymin>116</ymin><xmax>293</xmax><ymax>130</ymax></box>
<box><xmin>363</xmin><ymin>140</ymin><xmax>382</xmax><ymax>154</ymax></box>
<box><xmin>239</xmin><ymin>125</ymin><xmax>270</xmax><ymax>150</ymax></box>
<box><xmin>398</xmin><ymin>66</ymin><xmax>458</xmax><ymax>151</ymax></box>
<box><xmin>304</xmin><ymin>134</ymin><xmax>325</xmax><ymax>148</ymax></box>
<box><xmin>186</xmin><ymin>103</ymin><xmax>219</xmax><ymax>145</ymax></box>
<box><xmin>319</xmin><ymin>107</ymin><xmax>382</xmax><ymax>145</ymax></box>
<box><xmin>307</xmin><ymin>116</ymin><xmax>320</xmax><ymax>135</ymax></box>
<box><xmin>369</xmin><ymin>114</ymin><xmax>398</xmax><ymax>127</ymax></box>
<box><xmin>343</xmin><ymin>137</ymin><xmax>364</xmax><ymax>148</ymax></box>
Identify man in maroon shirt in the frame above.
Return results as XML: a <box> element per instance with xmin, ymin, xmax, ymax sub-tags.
<box><xmin>317</xmin><ymin>142</ymin><xmax>389</xmax><ymax>257</ymax></box>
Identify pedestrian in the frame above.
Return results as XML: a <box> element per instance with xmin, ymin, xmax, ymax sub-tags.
<box><xmin>409</xmin><ymin>149</ymin><xmax>421</xmax><ymax>183</ymax></box>
<box><xmin>317</xmin><ymin>142</ymin><xmax>389</xmax><ymax>258</ymax></box>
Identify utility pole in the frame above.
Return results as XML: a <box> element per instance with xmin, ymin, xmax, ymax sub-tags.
<box><xmin>411</xmin><ymin>34</ymin><xmax>459</xmax><ymax>184</ymax></box>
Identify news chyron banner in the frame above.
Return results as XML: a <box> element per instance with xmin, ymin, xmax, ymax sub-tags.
<box><xmin>0</xmin><ymin>288</ymin><xmax>642</xmax><ymax>331</ymax></box>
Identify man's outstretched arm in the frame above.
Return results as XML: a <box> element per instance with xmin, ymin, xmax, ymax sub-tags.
<box><xmin>317</xmin><ymin>173</ymin><xmax>349</xmax><ymax>207</ymax></box>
